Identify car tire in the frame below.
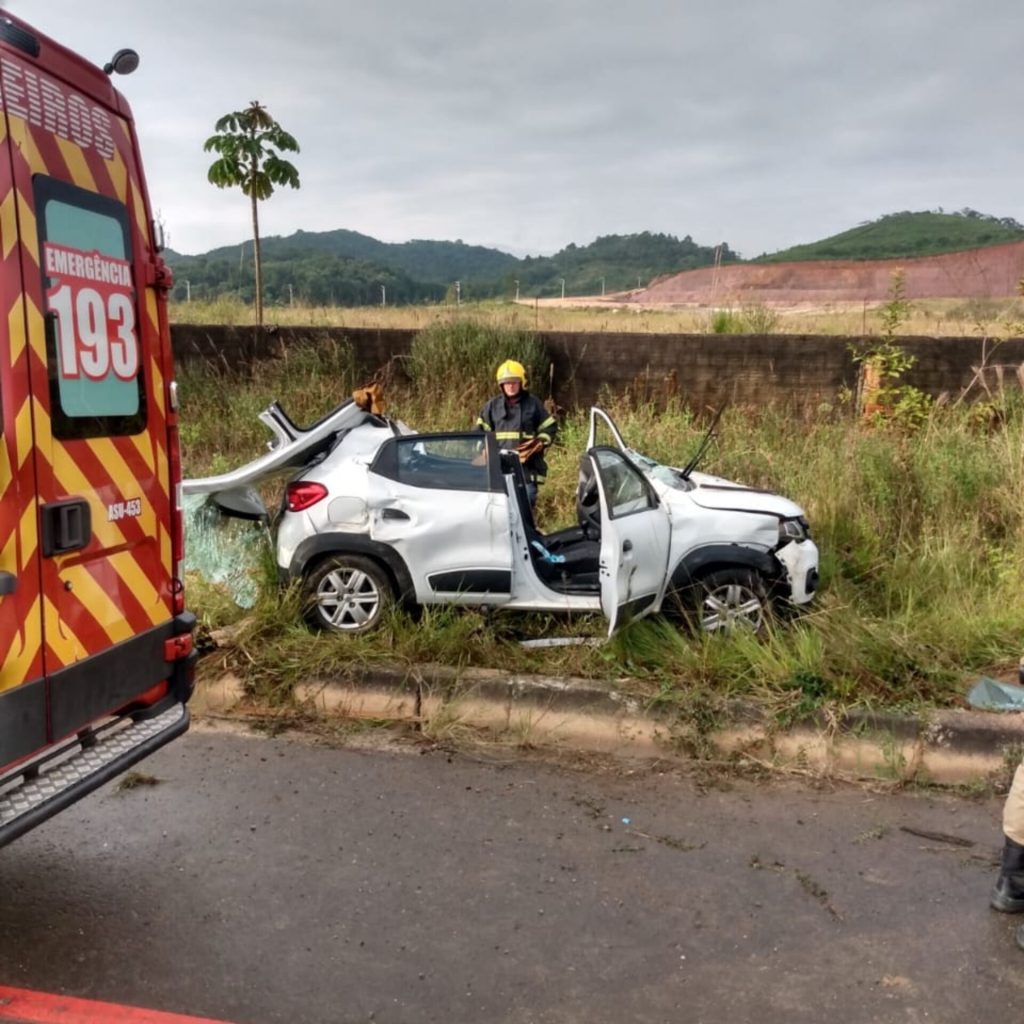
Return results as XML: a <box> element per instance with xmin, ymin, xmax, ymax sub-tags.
<box><xmin>302</xmin><ymin>555</ymin><xmax>393</xmax><ymax>635</ymax></box>
<box><xmin>689</xmin><ymin>568</ymin><xmax>771</xmax><ymax>634</ymax></box>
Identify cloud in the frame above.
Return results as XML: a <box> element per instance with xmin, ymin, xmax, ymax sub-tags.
<box><xmin>20</xmin><ymin>0</ymin><xmax>1024</xmax><ymax>259</ymax></box>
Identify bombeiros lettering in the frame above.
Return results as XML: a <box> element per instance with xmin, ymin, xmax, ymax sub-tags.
<box><xmin>0</xmin><ymin>55</ymin><xmax>115</xmax><ymax>159</ymax></box>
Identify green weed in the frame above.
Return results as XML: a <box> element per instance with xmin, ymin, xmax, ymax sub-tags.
<box><xmin>181</xmin><ymin>319</ymin><xmax>1024</xmax><ymax>723</ymax></box>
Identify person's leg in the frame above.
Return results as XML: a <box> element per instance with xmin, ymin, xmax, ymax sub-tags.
<box><xmin>525</xmin><ymin>480</ymin><xmax>538</xmax><ymax>510</ymax></box>
<box><xmin>1005</xmin><ymin>761</ymin><xmax>1024</xmax><ymax>844</ymax></box>
<box><xmin>993</xmin><ymin>760</ymin><xmax>1024</xmax><ymax>914</ymax></box>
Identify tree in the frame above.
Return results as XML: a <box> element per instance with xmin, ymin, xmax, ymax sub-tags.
<box><xmin>204</xmin><ymin>101</ymin><xmax>300</xmax><ymax>327</ymax></box>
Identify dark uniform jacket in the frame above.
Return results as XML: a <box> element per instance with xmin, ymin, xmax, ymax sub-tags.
<box><xmin>476</xmin><ymin>391</ymin><xmax>557</xmax><ymax>481</ymax></box>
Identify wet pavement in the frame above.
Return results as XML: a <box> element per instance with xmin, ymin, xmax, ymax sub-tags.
<box><xmin>0</xmin><ymin>723</ymin><xmax>1021</xmax><ymax>1024</ymax></box>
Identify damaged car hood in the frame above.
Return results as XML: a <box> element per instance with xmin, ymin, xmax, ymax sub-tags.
<box><xmin>684</xmin><ymin>471</ymin><xmax>805</xmax><ymax>518</ymax></box>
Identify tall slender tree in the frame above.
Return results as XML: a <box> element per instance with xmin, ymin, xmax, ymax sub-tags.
<box><xmin>204</xmin><ymin>101</ymin><xmax>300</xmax><ymax>327</ymax></box>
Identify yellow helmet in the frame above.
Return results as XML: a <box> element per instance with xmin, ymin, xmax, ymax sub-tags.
<box><xmin>496</xmin><ymin>359</ymin><xmax>527</xmax><ymax>387</ymax></box>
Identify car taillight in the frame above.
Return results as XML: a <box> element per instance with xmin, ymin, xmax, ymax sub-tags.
<box><xmin>287</xmin><ymin>481</ymin><xmax>328</xmax><ymax>512</ymax></box>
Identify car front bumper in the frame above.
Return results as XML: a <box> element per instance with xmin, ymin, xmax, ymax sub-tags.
<box><xmin>775</xmin><ymin>538</ymin><xmax>820</xmax><ymax>605</ymax></box>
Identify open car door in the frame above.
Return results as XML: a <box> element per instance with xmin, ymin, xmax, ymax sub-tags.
<box><xmin>587</xmin><ymin>446</ymin><xmax>671</xmax><ymax>635</ymax></box>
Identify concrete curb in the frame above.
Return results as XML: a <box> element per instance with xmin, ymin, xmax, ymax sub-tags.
<box><xmin>191</xmin><ymin>663</ymin><xmax>1024</xmax><ymax>786</ymax></box>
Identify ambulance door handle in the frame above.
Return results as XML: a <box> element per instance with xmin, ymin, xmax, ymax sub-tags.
<box><xmin>381</xmin><ymin>507</ymin><xmax>410</xmax><ymax>521</ymax></box>
<box><xmin>41</xmin><ymin>499</ymin><xmax>92</xmax><ymax>557</ymax></box>
<box><xmin>0</xmin><ymin>571</ymin><xmax>15</xmax><ymax>595</ymax></box>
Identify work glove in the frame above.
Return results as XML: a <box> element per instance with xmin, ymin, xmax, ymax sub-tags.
<box><xmin>516</xmin><ymin>437</ymin><xmax>545</xmax><ymax>463</ymax></box>
<box><xmin>352</xmin><ymin>382</ymin><xmax>385</xmax><ymax>415</ymax></box>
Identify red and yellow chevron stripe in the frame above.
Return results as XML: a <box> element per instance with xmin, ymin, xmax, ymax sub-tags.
<box><xmin>0</xmin><ymin>51</ymin><xmax>173</xmax><ymax>690</ymax></box>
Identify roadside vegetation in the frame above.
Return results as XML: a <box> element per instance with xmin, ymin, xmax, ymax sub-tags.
<box><xmin>171</xmin><ymin>293</ymin><xmax>1024</xmax><ymax>340</ymax></box>
<box><xmin>181</xmin><ymin>317</ymin><xmax>1024</xmax><ymax>727</ymax></box>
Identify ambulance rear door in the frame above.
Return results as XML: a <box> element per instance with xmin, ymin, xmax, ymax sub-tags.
<box><xmin>3</xmin><ymin>41</ymin><xmax>176</xmax><ymax>743</ymax></box>
<box><xmin>0</xmin><ymin>38</ymin><xmax>47</xmax><ymax>768</ymax></box>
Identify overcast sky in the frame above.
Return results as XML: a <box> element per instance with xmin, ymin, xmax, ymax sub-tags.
<box><xmin>18</xmin><ymin>1</ymin><xmax>1024</xmax><ymax>259</ymax></box>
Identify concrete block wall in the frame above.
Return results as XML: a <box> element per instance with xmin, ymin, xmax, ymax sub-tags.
<box><xmin>171</xmin><ymin>323</ymin><xmax>1024</xmax><ymax>412</ymax></box>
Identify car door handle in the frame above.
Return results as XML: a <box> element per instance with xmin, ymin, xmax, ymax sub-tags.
<box><xmin>0</xmin><ymin>571</ymin><xmax>15</xmax><ymax>595</ymax></box>
<box><xmin>622</xmin><ymin>539</ymin><xmax>633</xmax><ymax>553</ymax></box>
<box><xmin>381</xmin><ymin>508</ymin><xmax>410</xmax><ymax>521</ymax></box>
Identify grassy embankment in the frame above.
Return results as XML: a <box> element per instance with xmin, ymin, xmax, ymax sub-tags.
<box><xmin>179</xmin><ymin>315</ymin><xmax>1024</xmax><ymax>730</ymax></box>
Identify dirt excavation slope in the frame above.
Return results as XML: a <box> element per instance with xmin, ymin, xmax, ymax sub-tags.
<box><xmin>635</xmin><ymin>239</ymin><xmax>1024</xmax><ymax>305</ymax></box>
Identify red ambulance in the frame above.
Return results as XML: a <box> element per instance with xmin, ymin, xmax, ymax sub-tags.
<box><xmin>0</xmin><ymin>11</ymin><xmax>194</xmax><ymax>845</ymax></box>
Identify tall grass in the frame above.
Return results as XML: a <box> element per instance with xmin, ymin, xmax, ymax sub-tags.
<box><xmin>178</xmin><ymin>337</ymin><xmax>358</xmax><ymax>475</ymax></box>
<box><xmin>171</xmin><ymin>295</ymin><xmax>1024</xmax><ymax>339</ymax></box>
<box><xmin>180</xmin><ymin>320</ymin><xmax>1024</xmax><ymax>718</ymax></box>
<box><xmin>405</xmin><ymin>320</ymin><xmax>549</xmax><ymax>424</ymax></box>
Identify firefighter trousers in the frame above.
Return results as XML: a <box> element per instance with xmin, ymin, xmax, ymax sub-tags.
<box><xmin>1005</xmin><ymin>759</ymin><xmax>1024</xmax><ymax>845</ymax></box>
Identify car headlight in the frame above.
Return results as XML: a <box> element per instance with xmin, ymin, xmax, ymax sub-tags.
<box><xmin>779</xmin><ymin>516</ymin><xmax>810</xmax><ymax>542</ymax></box>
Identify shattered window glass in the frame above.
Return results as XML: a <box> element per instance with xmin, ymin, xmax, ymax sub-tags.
<box><xmin>184</xmin><ymin>493</ymin><xmax>272</xmax><ymax>609</ymax></box>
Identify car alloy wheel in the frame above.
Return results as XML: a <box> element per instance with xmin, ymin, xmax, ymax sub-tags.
<box><xmin>304</xmin><ymin>555</ymin><xmax>392</xmax><ymax>634</ymax></box>
<box><xmin>697</xmin><ymin>569</ymin><xmax>769</xmax><ymax>633</ymax></box>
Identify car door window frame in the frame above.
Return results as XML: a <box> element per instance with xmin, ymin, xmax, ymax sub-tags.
<box><xmin>590</xmin><ymin>446</ymin><xmax>659</xmax><ymax>519</ymax></box>
<box><xmin>370</xmin><ymin>431</ymin><xmax>504</xmax><ymax>493</ymax></box>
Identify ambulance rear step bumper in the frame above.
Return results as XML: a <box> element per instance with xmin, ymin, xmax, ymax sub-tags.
<box><xmin>0</xmin><ymin>699</ymin><xmax>189</xmax><ymax>848</ymax></box>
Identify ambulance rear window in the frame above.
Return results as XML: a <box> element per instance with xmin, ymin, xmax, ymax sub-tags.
<box><xmin>34</xmin><ymin>176</ymin><xmax>146</xmax><ymax>439</ymax></box>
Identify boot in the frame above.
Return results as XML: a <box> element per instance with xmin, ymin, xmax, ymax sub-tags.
<box><xmin>991</xmin><ymin>837</ymin><xmax>1024</xmax><ymax>913</ymax></box>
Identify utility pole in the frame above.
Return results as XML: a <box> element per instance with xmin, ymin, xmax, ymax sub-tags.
<box><xmin>183</xmin><ymin>279</ymin><xmax>191</xmax><ymax>303</ymax></box>
<box><xmin>288</xmin><ymin>283</ymin><xmax>294</xmax><ymax>306</ymax></box>
<box><xmin>710</xmin><ymin>244</ymin><xmax>723</xmax><ymax>305</ymax></box>
<box><xmin>514</xmin><ymin>279</ymin><xmax>520</xmax><ymax>302</ymax></box>
<box><xmin>455</xmin><ymin>280</ymin><xmax>461</xmax><ymax>305</ymax></box>
<box><xmin>560</xmin><ymin>278</ymin><xmax>565</xmax><ymax>299</ymax></box>
<box><xmin>381</xmin><ymin>284</ymin><xmax>386</xmax><ymax>306</ymax></box>
<box><xmin>600</xmin><ymin>277</ymin><xmax>605</xmax><ymax>296</ymax></box>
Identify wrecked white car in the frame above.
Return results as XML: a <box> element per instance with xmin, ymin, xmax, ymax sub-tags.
<box><xmin>185</xmin><ymin>398</ymin><xmax>819</xmax><ymax>638</ymax></box>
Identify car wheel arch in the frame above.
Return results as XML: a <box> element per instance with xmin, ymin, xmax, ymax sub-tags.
<box><xmin>668</xmin><ymin>544</ymin><xmax>779</xmax><ymax>593</ymax></box>
<box><xmin>288</xmin><ymin>534</ymin><xmax>415</xmax><ymax>604</ymax></box>
<box><xmin>661</xmin><ymin>544</ymin><xmax>780</xmax><ymax>623</ymax></box>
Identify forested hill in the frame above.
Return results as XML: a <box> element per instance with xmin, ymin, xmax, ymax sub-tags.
<box><xmin>193</xmin><ymin>229</ymin><xmax>521</xmax><ymax>283</ymax></box>
<box><xmin>163</xmin><ymin>210</ymin><xmax>1024</xmax><ymax>306</ymax></box>
<box><xmin>162</xmin><ymin>230</ymin><xmax>736</xmax><ymax>306</ymax></box>
<box><xmin>756</xmin><ymin>209</ymin><xmax>1024</xmax><ymax>263</ymax></box>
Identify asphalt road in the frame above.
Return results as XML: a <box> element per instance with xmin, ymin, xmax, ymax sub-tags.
<box><xmin>0</xmin><ymin>722</ymin><xmax>1021</xmax><ymax>1024</ymax></box>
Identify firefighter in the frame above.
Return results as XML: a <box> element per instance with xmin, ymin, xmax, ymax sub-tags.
<box><xmin>477</xmin><ymin>359</ymin><xmax>557</xmax><ymax>509</ymax></box>
<box><xmin>992</xmin><ymin>754</ymin><xmax>1024</xmax><ymax>951</ymax></box>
